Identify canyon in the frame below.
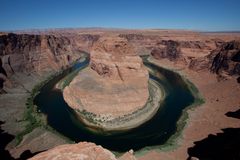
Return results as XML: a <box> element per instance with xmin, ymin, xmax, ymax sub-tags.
<box><xmin>0</xmin><ymin>29</ymin><xmax>240</xmax><ymax>160</ymax></box>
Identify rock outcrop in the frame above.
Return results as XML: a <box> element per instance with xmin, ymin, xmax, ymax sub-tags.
<box><xmin>29</xmin><ymin>142</ymin><xmax>136</xmax><ymax>160</ymax></box>
<box><xmin>151</xmin><ymin>40</ymin><xmax>181</xmax><ymax>60</ymax></box>
<box><xmin>188</xmin><ymin>56</ymin><xmax>211</xmax><ymax>71</ymax></box>
<box><xmin>0</xmin><ymin>33</ymin><xmax>100</xmax><ymax>91</ymax></box>
<box><xmin>210</xmin><ymin>41</ymin><xmax>240</xmax><ymax>76</ymax></box>
<box><xmin>150</xmin><ymin>39</ymin><xmax>215</xmax><ymax>62</ymax></box>
<box><xmin>189</xmin><ymin>40</ymin><xmax>240</xmax><ymax>77</ymax></box>
<box><xmin>63</xmin><ymin>37</ymin><xmax>149</xmax><ymax>127</ymax></box>
<box><xmin>0</xmin><ymin>33</ymin><xmax>83</xmax><ymax>75</ymax></box>
<box><xmin>0</xmin><ymin>33</ymin><xmax>100</xmax><ymax>75</ymax></box>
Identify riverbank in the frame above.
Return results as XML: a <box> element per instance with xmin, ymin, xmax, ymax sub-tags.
<box><xmin>55</xmin><ymin>57</ymin><xmax>87</xmax><ymax>90</ymax></box>
<box><xmin>138</xmin><ymin>57</ymin><xmax>240</xmax><ymax>160</ymax></box>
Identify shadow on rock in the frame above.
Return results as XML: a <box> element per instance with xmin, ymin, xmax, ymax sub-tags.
<box><xmin>0</xmin><ymin>121</ymin><xmax>15</xmax><ymax>160</ymax></box>
<box><xmin>187</xmin><ymin>109</ymin><xmax>240</xmax><ymax>160</ymax></box>
<box><xmin>0</xmin><ymin>121</ymin><xmax>43</xmax><ymax>160</ymax></box>
<box><xmin>225</xmin><ymin>108</ymin><xmax>240</xmax><ymax>119</ymax></box>
<box><xmin>17</xmin><ymin>150</ymin><xmax>42</xmax><ymax>160</ymax></box>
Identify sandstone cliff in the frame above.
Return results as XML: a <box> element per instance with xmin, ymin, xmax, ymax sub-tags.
<box><xmin>1</xmin><ymin>31</ymin><xmax>239</xmax><ymax>79</ymax></box>
<box><xmin>189</xmin><ymin>40</ymin><xmax>240</xmax><ymax>78</ymax></box>
<box><xmin>0</xmin><ymin>33</ymin><xmax>100</xmax><ymax>92</ymax></box>
<box><xmin>0</xmin><ymin>33</ymin><xmax>82</xmax><ymax>75</ymax></box>
<box><xmin>210</xmin><ymin>41</ymin><xmax>240</xmax><ymax>76</ymax></box>
<box><xmin>150</xmin><ymin>40</ymin><xmax>182</xmax><ymax>60</ymax></box>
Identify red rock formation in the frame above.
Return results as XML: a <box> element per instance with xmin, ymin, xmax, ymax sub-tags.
<box><xmin>0</xmin><ymin>33</ymin><xmax>100</xmax><ymax>91</ymax></box>
<box><xmin>189</xmin><ymin>40</ymin><xmax>240</xmax><ymax>78</ymax></box>
<box><xmin>29</xmin><ymin>142</ymin><xmax>136</xmax><ymax>160</ymax></box>
<box><xmin>63</xmin><ymin>37</ymin><xmax>149</xmax><ymax>121</ymax></box>
<box><xmin>30</xmin><ymin>142</ymin><xmax>116</xmax><ymax>160</ymax></box>
<box><xmin>0</xmin><ymin>33</ymin><xmax>100</xmax><ymax>75</ymax></box>
<box><xmin>210</xmin><ymin>41</ymin><xmax>240</xmax><ymax>75</ymax></box>
<box><xmin>151</xmin><ymin>40</ymin><xmax>181</xmax><ymax>60</ymax></box>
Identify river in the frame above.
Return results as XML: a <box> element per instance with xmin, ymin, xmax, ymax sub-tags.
<box><xmin>34</xmin><ymin>55</ymin><xmax>197</xmax><ymax>152</ymax></box>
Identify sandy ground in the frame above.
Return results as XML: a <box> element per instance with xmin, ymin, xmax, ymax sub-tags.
<box><xmin>138</xmin><ymin>58</ymin><xmax>240</xmax><ymax>160</ymax></box>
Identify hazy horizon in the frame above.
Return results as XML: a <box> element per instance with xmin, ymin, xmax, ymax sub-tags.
<box><xmin>1</xmin><ymin>0</ymin><xmax>240</xmax><ymax>32</ymax></box>
<box><xmin>2</xmin><ymin>27</ymin><xmax>240</xmax><ymax>33</ymax></box>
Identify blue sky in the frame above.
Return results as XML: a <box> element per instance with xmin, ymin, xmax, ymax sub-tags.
<box><xmin>1</xmin><ymin>0</ymin><xmax>240</xmax><ymax>31</ymax></box>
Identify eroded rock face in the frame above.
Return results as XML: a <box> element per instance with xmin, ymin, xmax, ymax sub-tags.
<box><xmin>151</xmin><ymin>40</ymin><xmax>181</xmax><ymax>61</ymax></box>
<box><xmin>150</xmin><ymin>39</ymin><xmax>215</xmax><ymax>63</ymax></box>
<box><xmin>0</xmin><ymin>33</ymin><xmax>98</xmax><ymax>76</ymax></box>
<box><xmin>0</xmin><ymin>33</ymin><xmax>99</xmax><ymax>90</ymax></box>
<box><xmin>189</xmin><ymin>57</ymin><xmax>210</xmax><ymax>71</ymax></box>
<box><xmin>189</xmin><ymin>40</ymin><xmax>240</xmax><ymax>76</ymax></box>
<box><xmin>210</xmin><ymin>41</ymin><xmax>240</xmax><ymax>75</ymax></box>
<box><xmin>63</xmin><ymin>36</ymin><xmax>149</xmax><ymax>122</ymax></box>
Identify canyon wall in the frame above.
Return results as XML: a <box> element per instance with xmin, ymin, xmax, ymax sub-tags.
<box><xmin>0</xmin><ymin>33</ymin><xmax>99</xmax><ymax>92</ymax></box>
<box><xmin>121</xmin><ymin>32</ymin><xmax>240</xmax><ymax>78</ymax></box>
<box><xmin>0</xmin><ymin>33</ymin><xmax>99</xmax><ymax>75</ymax></box>
<box><xmin>1</xmin><ymin>30</ymin><xmax>239</xmax><ymax>96</ymax></box>
<box><xmin>1</xmin><ymin>30</ymin><xmax>240</xmax><ymax>80</ymax></box>
<box><xmin>1</xmin><ymin>29</ymin><xmax>240</xmax><ymax>159</ymax></box>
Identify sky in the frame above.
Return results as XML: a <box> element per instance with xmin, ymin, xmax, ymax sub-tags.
<box><xmin>1</xmin><ymin>0</ymin><xmax>240</xmax><ymax>31</ymax></box>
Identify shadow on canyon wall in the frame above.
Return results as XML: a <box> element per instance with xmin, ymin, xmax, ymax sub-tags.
<box><xmin>0</xmin><ymin>121</ymin><xmax>41</xmax><ymax>160</ymax></box>
<box><xmin>187</xmin><ymin>108</ymin><xmax>240</xmax><ymax>160</ymax></box>
<box><xmin>237</xmin><ymin>77</ymin><xmax>240</xmax><ymax>83</ymax></box>
<box><xmin>0</xmin><ymin>121</ymin><xmax>14</xmax><ymax>160</ymax></box>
